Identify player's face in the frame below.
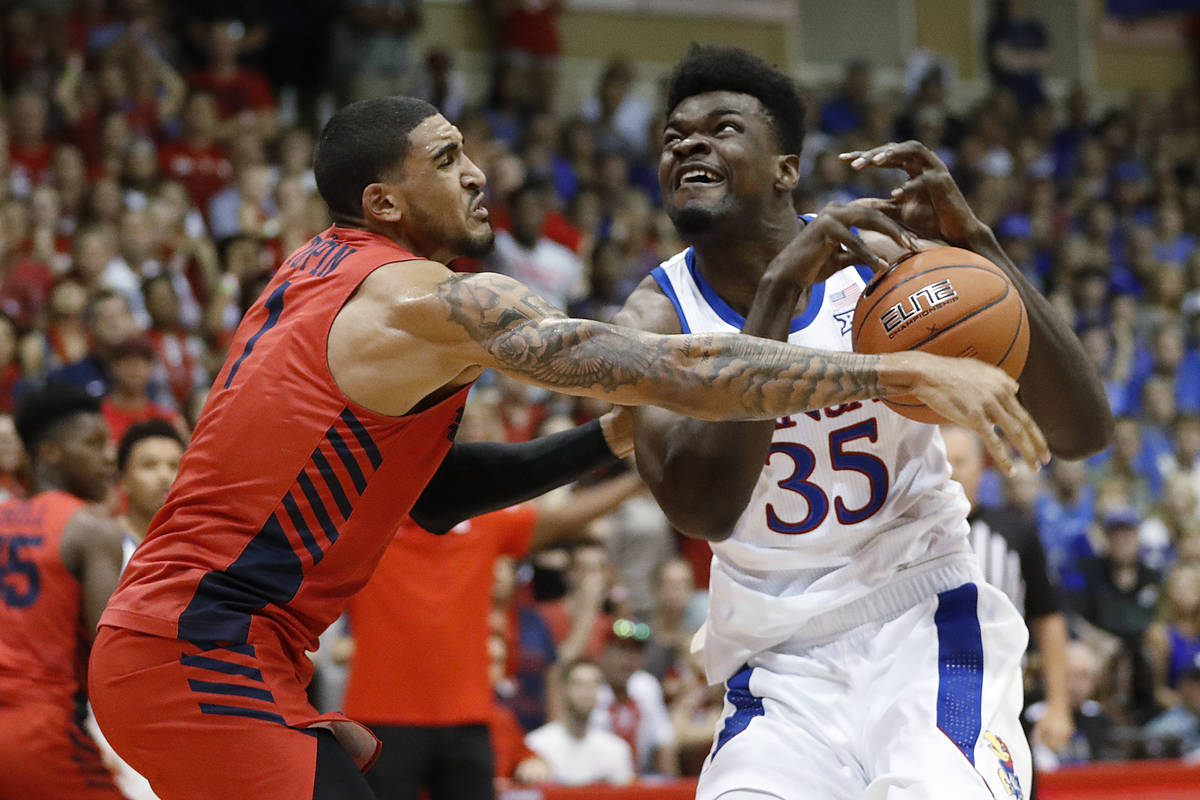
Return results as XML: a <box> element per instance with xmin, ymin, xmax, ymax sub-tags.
<box><xmin>51</xmin><ymin>413</ymin><xmax>115</xmax><ymax>503</ymax></box>
<box><xmin>660</xmin><ymin>91</ymin><xmax>788</xmax><ymax>238</ymax></box>
<box><xmin>394</xmin><ymin>114</ymin><xmax>494</xmax><ymax>262</ymax></box>
<box><xmin>122</xmin><ymin>436</ymin><xmax>182</xmax><ymax>517</ymax></box>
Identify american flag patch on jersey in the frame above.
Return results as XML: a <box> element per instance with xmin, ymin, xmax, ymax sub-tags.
<box><xmin>829</xmin><ymin>283</ymin><xmax>862</xmax><ymax>309</ymax></box>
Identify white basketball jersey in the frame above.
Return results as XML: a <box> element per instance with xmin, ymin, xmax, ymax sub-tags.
<box><xmin>652</xmin><ymin>233</ymin><xmax>978</xmax><ymax>683</ymax></box>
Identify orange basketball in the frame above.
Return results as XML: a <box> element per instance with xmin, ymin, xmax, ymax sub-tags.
<box><xmin>851</xmin><ymin>245</ymin><xmax>1029</xmax><ymax>424</ymax></box>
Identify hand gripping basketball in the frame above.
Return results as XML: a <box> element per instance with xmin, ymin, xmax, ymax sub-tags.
<box><xmin>899</xmin><ymin>351</ymin><xmax>1050</xmax><ymax>476</ymax></box>
<box><xmin>839</xmin><ymin>140</ymin><xmax>983</xmax><ymax>247</ymax></box>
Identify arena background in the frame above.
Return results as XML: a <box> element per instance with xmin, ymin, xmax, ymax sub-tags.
<box><xmin>3</xmin><ymin>0</ymin><xmax>1200</xmax><ymax>797</ymax></box>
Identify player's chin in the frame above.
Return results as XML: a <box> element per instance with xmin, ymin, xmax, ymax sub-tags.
<box><xmin>456</xmin><ymin>228</ymin><xmax>495</xmax><ymax>259</ymax></box>
<box><xmin>668</xmin><ymin>201</ymin><xmax>726</xmax><ymax>237</ymax></box>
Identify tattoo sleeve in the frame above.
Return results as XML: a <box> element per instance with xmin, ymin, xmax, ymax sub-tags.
<box><xmin>437</xmin><ymin>272</ymin><xmax>896</xmax><ymax>420</ymax></box>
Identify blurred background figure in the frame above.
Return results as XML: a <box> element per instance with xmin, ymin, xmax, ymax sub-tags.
<box><xmin>526</xmin><ymin>659</ymin><xmax>635</xmax><ymax>786</ymax></box>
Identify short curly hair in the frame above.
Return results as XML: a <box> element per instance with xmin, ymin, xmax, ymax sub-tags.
<box><xmin>15</xmin><ymin>381</ymin><xmax>102</xmax><ymax>456</ymax></box>
<box><xmin>666</xmin><ymin>45</ymin><xmax>805</xmax><ymax>156</ymax></box>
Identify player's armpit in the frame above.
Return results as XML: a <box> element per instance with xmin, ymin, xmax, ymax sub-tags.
<box><xmin>431</xmin><ymin>271</ymin><xmax>898</xmax><ymax>421</ymax></box>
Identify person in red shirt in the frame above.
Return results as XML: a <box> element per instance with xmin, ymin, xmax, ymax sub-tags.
<box><xmin>343</xmin><ymin>442</ymin><xmax>641</xmax><ymax>800</ymax></box>
<box><xmin>87</xmin><ymin>95</ymin><xmax>1042</xmax><ymax>800</ymax></box>
<box><xmin>8</xmin><ymin>89</ymin><xmax>54</xmax><ymax>191</ymax></box>
<box><xmin>187</xmin><ymin>21</ymin><xmax>277</xmax><ymax>140</ymax></box>
<box><xmin>0</xmin><ymin>383</ymin><xmax>125</xmax><ymax>800</ymax></box>
<box><xmin>101</xmin><ymin>335</ymin><xmax>188</xmax><ymax>444</ymax></box>
<box><xmin>157</xmin><ymin>92</ymin><xmax>233</xmax><ymax>214</ymax></box>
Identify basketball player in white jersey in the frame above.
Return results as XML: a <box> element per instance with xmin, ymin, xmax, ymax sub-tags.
<box><xmin>613</xmin><ymin>46</ymin><xmax>1112</xmax><ymax>800</ymax></box>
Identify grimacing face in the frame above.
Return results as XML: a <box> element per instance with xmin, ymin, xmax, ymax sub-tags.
<box><xmin>392</xmin><ymin>114</ymin><xmax>494</xmax><ymax>261</ymax></box>
<box><xmin>659</xmin><ymin>91</ymin><xmax>791</xmax><ymax>238</ymax></box>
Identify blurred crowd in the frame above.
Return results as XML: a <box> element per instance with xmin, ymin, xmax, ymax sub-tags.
<box><xmin>2</xmin><ymin>0</ymin><xmax>1200</xmax><ymax>787</ymax></box>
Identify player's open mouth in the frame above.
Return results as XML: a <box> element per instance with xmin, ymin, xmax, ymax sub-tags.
<box><xmin>675</xmin><ymin>164</ymin><xmax>725</xmax><ymax>190</ymax></box>
<box><xmin>469</xmin><ymin>195</ymin><xmax>489</xmax><ymax>220</ymax></box>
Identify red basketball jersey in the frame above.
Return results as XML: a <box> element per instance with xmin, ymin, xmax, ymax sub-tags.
<box><xmin>102</xmin><ymin>226</ymin><xmax>471</xmax><ymax>657</ymax></box>
<box><xmin>0</xmin><ymin>490</ymin><xmax>90</xmax><ymax>708</ymax></box>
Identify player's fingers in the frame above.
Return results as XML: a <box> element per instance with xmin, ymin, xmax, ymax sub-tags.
<box><xmin>985</xmin><ymin>391</ymin><xmax>1042</xmax><ymax>473</ymax></box>
<box><xmin>889</xmin><ymin>172</ymin><xmax>936</xmax><ymax>201</ymax></box>
<box><xmin>835</xmin><ymin>204</ymin><xmax>920</xmax><ymax>251</ymax></box>
<box><xmin>977</xmin><ymin>420</ymin><xmax>1017</xmax><ymax>477</ymax></box>
<box><xmin>841</xmin><ymin>140</ymin><xmax>941</xmax><ymax>176</ymax></box>
<box><xmin>1000</xmin><ymin>389</ymin><xmax>1051</xmax><ymax>466</ymax></box>
<box><xmin>826</xmin><ymin>219</ymin><xmax>887</xmax><ymax>271</ymax></box>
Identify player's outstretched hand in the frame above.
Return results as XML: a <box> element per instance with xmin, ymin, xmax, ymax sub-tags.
<box><xmin>770</xmin><ymin>202</ymin><xmax>919</xmax><ymax>286</ymax></box>
<box><xmin>839</xmin><ymin>140</ymin><xmax>982</xmax><ymax>247</ymax></box>
<box><xmin>904</xmin><ymin>352</ymin><xmax>1051</xmax><ymax>475</ymax></box>
<box><xmin>600</xmin><ymin>406</ymin><xmax>635</xmax><ymax>458</ymax></box>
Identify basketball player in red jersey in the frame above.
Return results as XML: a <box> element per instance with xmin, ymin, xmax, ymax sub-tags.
<box><xmin>0</xmin><ymin>383</ymin><xmax>125</xmax><ymax>800</ymax></box>
<box><xmin>90</xmin><ymin>96</ymin><xmax>1048</xmax><ymax>800</ymax></box>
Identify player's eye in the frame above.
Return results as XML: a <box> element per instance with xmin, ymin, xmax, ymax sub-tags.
<box><xmin>716</xmin><ymin>121</ymin><xmax>739</xmax><ymax>134</ymax></box>
<box><xmin>663</xmin><ymin>131</ymin><xmax>681</xmax><ymax>145</ymax></box>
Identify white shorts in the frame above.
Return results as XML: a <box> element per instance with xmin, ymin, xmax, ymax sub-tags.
<box><xmin>696</xmin><ymin>581</ymin><xmax>1030</xmax><ymax>800</ymax></box>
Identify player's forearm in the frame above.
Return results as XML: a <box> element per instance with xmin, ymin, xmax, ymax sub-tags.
<box><xmin>497</xmin><ymin>317</ymin><xmax>916</xmax><ymax>421</ymax></box>
<box><xmin>637</xmin><ymin>273</ymin><xmax>802</xmax><ymax>540</ymax></box>
<box><xmin>1031</xmin><ymin>613</ymin><xmax>1071</xmax><ymax>715</ymax></box>
<box><xmin>962</xmin><ymin>224</ymin><xmax>1112</xmax><ymax>458</ymax></box>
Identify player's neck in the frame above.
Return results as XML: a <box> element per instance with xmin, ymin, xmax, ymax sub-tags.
<box><xmin>689</xmin><ymin>214</ymin><xmax>803</xmax><ymax>316</ymax></box>
<box><xmin>121</xmin><ymin>508</ymin><xmax>153</xmax><ymax>544</ymax></box>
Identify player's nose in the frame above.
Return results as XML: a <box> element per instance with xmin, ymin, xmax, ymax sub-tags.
<box><xmin>461</xmin><ymin>157</ymin><xmax>486</xmax><ymax>191</ymax></box>
<box><xmin>670</xmin><ymin>134</ymin><xmax>710</xmax><ymax>159</ymax></box>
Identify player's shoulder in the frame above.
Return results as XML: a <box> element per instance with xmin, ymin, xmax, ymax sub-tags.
<box><xmin>59</xmin><ymin>503</ymin><xmax>124</xmax><ymax>574</ymax></box>
<box><xmin>611</xmin><ymin>247</ymin><xmax>690</xmax><ymax>335</ymax></box>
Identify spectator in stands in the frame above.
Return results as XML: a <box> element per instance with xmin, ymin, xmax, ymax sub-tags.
<box><xmin>1160</xmin><ymin>414</ymin><xmax>1200</xmax><ymax>505</ymax></box>
<box><xmin>187</xmin><ymin>20</ymin><xmax>276</xmax><ymax>140</ymax></box>
<box><xmin>582</xmin><ymin>58</ymin><xmax>653</xmax><ymax>160</ymax></box>
<box><xmin>1147</xmin><ymin>563</ymin><xmax>1200</xmax><ymax>713</ymax></box>
<box><xmin>1071</xmin><ymin>508</ymin><xmax>1162</xmax><ymax>722</ymax></box>
<box><xmin>526</xmin><ymin>659</ymin><xmax>635</xmax><ymax>786</ymax></box>
<box><xmin>1141</xmin><ymin>473</ymin><xmax>1200</xmax><ymax>572</ymax></box>
<box><xmin>643</xmin><ymin>558</ymin><xmax>703</xmax><ymax>683</ymax></box>
<box><xmin>487</xmin><ymin>632</ymin><xmax>550</xmax><ymax>785</ymax></box>
<box><xmin>1029</xmin><ymin>641</ymin><xmax>1122</xmax><ymax>767</ymax></box>
<box><xmin>330</xmin><ymin>0</ymin><xmax>424</xmax><ymax>104</ymax></box>
<box><xmin>485</xmin><ymin>179</ymin><xmax>585</xmax><ymax>311</ymax></box>
<box><xmin>157</xmin><ymin>92</ymin><xmax>232</xmax><ymax>216</ymax></box>
<box><xmin>595</xmin><ymin>622</ymin><xmax>679</xmax><ymax>777</ymax></box>
<box><xmin>1142</xmin><ymin>658</ymin><xmax>1200</xmax><ymax>759</ymax></box>
<box><xmin>986</xmin><ymin>0</ymin><xmax>1050</xmax><ymax>110</ymax></box>
<box><xmin>47</xmin><ymin>288</ymin><xmax>137</xmax><ymax>399</ymax></box>
<box><xmin>1091</xmin><ymin>415</ymin><xmax>1155</xmax><ymax>515</ymax></box>
<box><xmin>1036</xmin><ymin>458</ymin><xmax>1096</xmax><ymax>591</ymax></box>
<box><xmin>142</xmin><ymin>274</ymin><xmax>206</xmax><ymax>409</ymax></box>
<box><xmin>539</xmin><ymin>539</ymin><xmax>615</xmax><ymax>663</ymax></box>
<box><xmin>8</xmin><ymin>88</ymin><xmax>53</xmax><ymax>195</ymax></box>
<box><xmin>100</xmin><ymin>335</ymin><xmax>185</xmax><ymax>444</ymax></box>
<box><xmin>820</xmin><ymin>59</ymin><xmax>872</xmax><ymax>137</ymax></box>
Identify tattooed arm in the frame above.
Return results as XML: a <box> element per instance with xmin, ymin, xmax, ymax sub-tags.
<box><xmin>432</xmin><ymin>272</ymin><xmax>1047</xmax><ymax>468</ymax></box>
<box><xmin>329</xmin><ymin>261</ymin><xmax>1048</xmax><ymax>472</ymax></box>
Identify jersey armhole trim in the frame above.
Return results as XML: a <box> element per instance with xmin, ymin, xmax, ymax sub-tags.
<box><xmin>651</xmin><ymin>266</ymin><xmax>691</xmax><ymax>334</ymax></box>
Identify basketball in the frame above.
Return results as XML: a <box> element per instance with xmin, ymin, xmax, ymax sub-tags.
<box><xmin>851</xmin><ymin>245</ymin><xmax>1029</xmax><ymax>424</ymax></box>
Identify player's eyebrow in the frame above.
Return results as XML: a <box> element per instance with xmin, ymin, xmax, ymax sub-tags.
<box><xmin>706</xmin><ymin>108</ymin><xmax>744</xmax><ymax>119</ymax></box>
<box><xmin>432</xmin><ymin>141</ymin><xmax>459</xmax><ymax>162</ymax></box>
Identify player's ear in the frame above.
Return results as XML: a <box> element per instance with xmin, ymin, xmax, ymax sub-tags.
<box><xmin>774</xmin><ymin>154</ymin><xmax>800</xmax><ymax>193</ymax></box>
<box><xmin>362</xmin><ymin>183</ymin><xmax>404</xmax><ymax>224</ymax></box>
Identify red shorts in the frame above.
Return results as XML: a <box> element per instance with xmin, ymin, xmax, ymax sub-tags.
<box><xmin>0</xmin><ymin>700</ymin><xmax>124</xmax><ymax>800</ymax></box>
<box><xmin>89</xmin><ymin>626</ymin><xmax>381</xmax><ymax>800</ymax></box>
